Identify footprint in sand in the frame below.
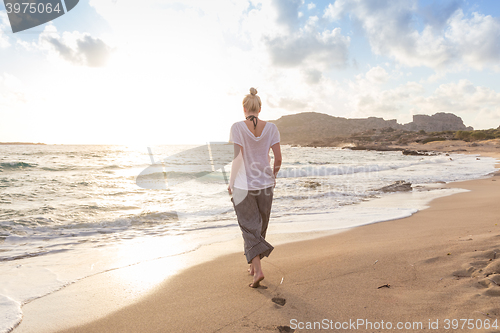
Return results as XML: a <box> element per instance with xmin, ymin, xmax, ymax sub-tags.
<box><xmin>483</xmin><ymin>286</ymin><xmax>500</xmax><ymax>297</ymax></box>
<box><xmin>483</xmin><ymin>258</ymin><xmax>500</xmax><ymax>277</ymax></box>
<box><xmin>477</xmin><ymin>273</ymin><xmax>500</xmax><ymax>286</ymax></box>
<box><xmin>452</xmin><ymin>248</ymin><xmax>500</xmax><ymax>278</ymax></box>
<box><xmin>453</xmin><ymin>265</ymin><xmax>478</xmax><ymax>278</ymax></box>
<box><xmin>480</xmin><ymin>260</ymin><xmax>500</xmax><ymax>297</ymax></box>
<box><xmin>455</xmin><ymin>248</ymin><xmax>500</xmax><ymax>297</ymax></box>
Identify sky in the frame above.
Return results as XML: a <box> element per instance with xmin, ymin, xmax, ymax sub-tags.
<box><xmin>1</xmin><ymin>0</ymin><xmax>500</xmax><ymax>145</ymax></box>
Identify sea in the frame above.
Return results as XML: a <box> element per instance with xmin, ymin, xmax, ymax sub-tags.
<box><xmin>0</xmin><ymin>144</ymin><xmax>498</xmax><ymax>332</ymax></box>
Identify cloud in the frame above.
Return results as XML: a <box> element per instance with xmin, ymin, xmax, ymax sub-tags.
<box><xmin>415</xmin><ymin>80</ymin><xmax>500</xmax><ymax>129</ymax></box>
<box><xmin>419</xmin><ymin>0</ymin><xmax>462</xmax><ymax>30</ymax></box>
<box><xmin>272</xmin><ymin>0</ymin><xmax>303</xmax><ymax>31</ymax></box>
<box><xmin>83</xmin><ymin>0</ymin><xmax>350</xmax><ymax>108</ymax></box>
<box><xmin>323</xmin><ymin>0</ymin><xmax>500</xmax><ymax>71</ymax></box>
<box><xmin>323</xmin><ymin>0</ymin><xmax>347</xmax><ymax>21</ymax></box>
<box><xmin>346</xmin><ymin>75</ymin><xmax>500</xmax><ymax>129</ymax></box>
<box><xmin>302</xmin><ymin>68</ymin><xmax>322</xmax><ymax>84</ymax></box>
<box><xmin>307</xmin><ymin>3</ymin><xmax>316</xmax><ymax>10</ymax></box>
<box><xmin>265</xmin><ymin>26</ymin><xmax>350</xmax><ymax>70</ymax></box>
<box><xmin>255</xmin><ymin>1</ymin><xmax>350</xmax><ymax>74</ymax></box>
<box><xmin>75</xmin><ymin>35</ymin><xmax>113</xmax><ymax>67</ymax></box>
<box><xmin>415</xmin><ymin>79</ymin><xmax>500</xmax><ymax>113</ymax></box>
<box><xmin>324</xmin><ymin>0</ymin><xmax>453</xmax><ymax>69</ymax></box>
<box><xmin>40</xmin><ymin>27</ymin><xmax>112</xmax><ymax>67</ymax></box>
<box><xmin>349</xmin><ymin>79</ymin><xmax>425</xmax><ymax>121</ymax></box>
<box><xmin>445</xmin><ymin>10</ymin><xmax>500</xmax><ymax>70</ymax></box>
<box><xmin>365</xmin><ymin>66</ymin><xmax>389</xmax><ymax>83</ymax></box>
<box><xmin>267</xmin><ymin>96</ymin><xmax>309</xmax><ymax>111</ymax></box>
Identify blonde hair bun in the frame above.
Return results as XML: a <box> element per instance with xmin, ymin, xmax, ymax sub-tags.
<box><xmin>243</xmin><ymin>87</ymin><xmax>262</xmax><ymax>112</ymax></box>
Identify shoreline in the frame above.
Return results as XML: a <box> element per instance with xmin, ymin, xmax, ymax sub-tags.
<box><xmin>12</xmin><ymin>141</ymin><xmax>500</xmax><ymax>333</ymax></box>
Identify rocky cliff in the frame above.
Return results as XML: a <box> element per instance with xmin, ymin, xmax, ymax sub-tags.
<box><xmin>270</xmin><ymin>112</ymin><xmax>402</xmax><ymax>145</ymax></box>
<box><xmin>403</xmin><ymin>113</ymin><xmax>473</xmax><ymax>132</ymax></box>
<box><xmin>271</xmin><ymin>112</ymin><xmax>472</xmax><ymax>145</ymax></box>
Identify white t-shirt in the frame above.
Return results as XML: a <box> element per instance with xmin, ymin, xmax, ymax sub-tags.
<box><xmin>229</xmin><ymin>121</ymin><xmax>280</xmax><ymax>191</ymax></box>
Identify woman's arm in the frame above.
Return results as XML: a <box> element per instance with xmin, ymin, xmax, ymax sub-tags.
<box><xmin>228</xmin><ymin>143</ymin><xmax>243</xmax><ymax>195</ymax></box>
<box><xmin>270</xmin><ymin>142</ymin><xmax>282</xmax><ymax>181</ymax></box>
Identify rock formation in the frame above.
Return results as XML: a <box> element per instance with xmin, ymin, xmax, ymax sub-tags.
<box><xmin>403</xmin><ymin>113</ymin><xmax>473</xmax><ymax>132</ymax></box>
<box><xmin>271</xmin><ymin>112</ymin><xmax>402</xmax><ymax>145</ymax></box>
<box><xmin>271</xmin><ymin>112</ymin><xmax>473</xmax><ymax>145</ymax></box>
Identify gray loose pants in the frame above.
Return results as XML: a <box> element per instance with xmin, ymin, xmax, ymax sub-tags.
<box><xmin>231</xmin><ymin>187</ymin><xmax>274</xmax><ymax>264</ymax></box>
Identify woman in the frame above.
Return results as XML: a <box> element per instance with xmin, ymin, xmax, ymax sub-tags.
<box><xmin>228</xmin><ymin>87</ymin><xmax>282</xmax><ymax>288</ymax></box>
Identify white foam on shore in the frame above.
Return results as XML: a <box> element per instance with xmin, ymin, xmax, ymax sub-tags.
<box><xmin>0</xmin><ymin>296</ymin><xmax>21</xmax><ymax>333</ymax></box>
<box><xmin>267</xmin><ymin>187</ymin><xmax>469</xmax><ymax>241</ymax></box>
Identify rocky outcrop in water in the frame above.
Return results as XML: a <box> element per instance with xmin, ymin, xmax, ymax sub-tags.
<box><xmin>378</xmin><ymin>181</ymin><xmax>412</xmax><ymax>193</ymax></box>
<box><xmin>402</xmin><ymin>149</ymin><xmax>436</xmax><ymax>156</ymax></box>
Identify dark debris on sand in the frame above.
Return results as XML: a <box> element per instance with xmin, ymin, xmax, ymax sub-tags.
<box><xmin>272</xmin><ymin>297</ymin><xmax>286</xmax><ymax>306</ymax></box>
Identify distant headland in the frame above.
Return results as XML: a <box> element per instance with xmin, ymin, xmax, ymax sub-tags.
<box><xmin>0</xmin><ymin>142</ymin><xmax>46</xmax><ymax>145</ymax></box>
<box><xmin>271</xmin><ymin>112</ymin><xmax>500</xmax><ymax>148</ymax></box>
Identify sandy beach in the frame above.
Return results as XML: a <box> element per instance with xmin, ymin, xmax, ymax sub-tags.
<box><xmin>14</xmin><ymin>140</ymin><xmax>500</xmax><ymax>333</ymax></box>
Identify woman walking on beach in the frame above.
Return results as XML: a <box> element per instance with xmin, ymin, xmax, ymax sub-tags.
<box><xmin>228</xmin><ymin>87</ymin><xmax>282</xmax><ymax>288</ymax></box>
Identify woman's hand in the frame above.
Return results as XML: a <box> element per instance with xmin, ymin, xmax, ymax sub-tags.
<box><xmin>227</xmin><ymin>185</ymin><xmax>232</xmax><ymax>195</ymax></box>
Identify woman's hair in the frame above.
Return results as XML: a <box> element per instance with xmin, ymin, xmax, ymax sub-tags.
<box><xmin>242</xmin><ymin>87</ymin><xmax>262</xmax><ymax>113</ymax></box>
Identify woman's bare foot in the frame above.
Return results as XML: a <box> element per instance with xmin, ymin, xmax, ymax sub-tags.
<box><xmin>247</xmin><ymin>263</ymin><xmax>254</xmax><ymax>275</ymax></box>
<box><xmin>249</xmin><ymin>272</ymin><xmax>264</xmax><ymax>288</ymax></box>
<box><xmin>249</xmin><ymin>256</ymin><xmax>264</xmax><ymax>288</ymax></box>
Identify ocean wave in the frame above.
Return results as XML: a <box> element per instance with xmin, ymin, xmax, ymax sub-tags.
<box><xmin>0</xmin><ymin>178</ymin><xmax>15</xmax><ymax>188</ymax></box>
<box><xmin>125</xmin><ymin>211</ymin><xmax>179</xmax><ymax>225</ymax></box>
<box><xmin>0</xmin><ymin>248</ymin><xmax>69</xmax><ymax>262</ymax></box>
<box><xmin>138</xmin><ymin>170</ymin><xmax>226</xmax><ymax>181</ymax></box>
<box><xmin>276</xmin><ymin>189</ymin><xmax>359</xmax><ymax>201</ymax></box>
<box><xmin>1</xmin><ymin>210</ymin><xmax>180</xmax><ymax>240</ymax></box>
<box><xmin>0</xmin><ymin>213</ymin><xmax>181</xmax><ymax>263</ymax></box>
<box><xmin>277</xmin><ymin>157</ymin><xmax>451</xmax><ymax>178</ymax></box>
<box><xmin>40</xmin><ymin>166</ymin><xmax>78</xmax><ymax>171</ymax></box>
<box><xmin>101</xmin><ymin>164</ymin><xmax>126</xmax><ymax>170</ymax></box>
<box><xmin>279</xmin><ymin>164</ymin><xmax>384</xmax><ymax>178</ymax></box>
<box><xmin>0</xmin><ymin>162</ymin><xmax>37</xmax><ymax>170</ymax></box>
<box><xmin>139</xmin><ymin>169</ymin><xmax>213</xmax><ymax>178</ymax></box>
